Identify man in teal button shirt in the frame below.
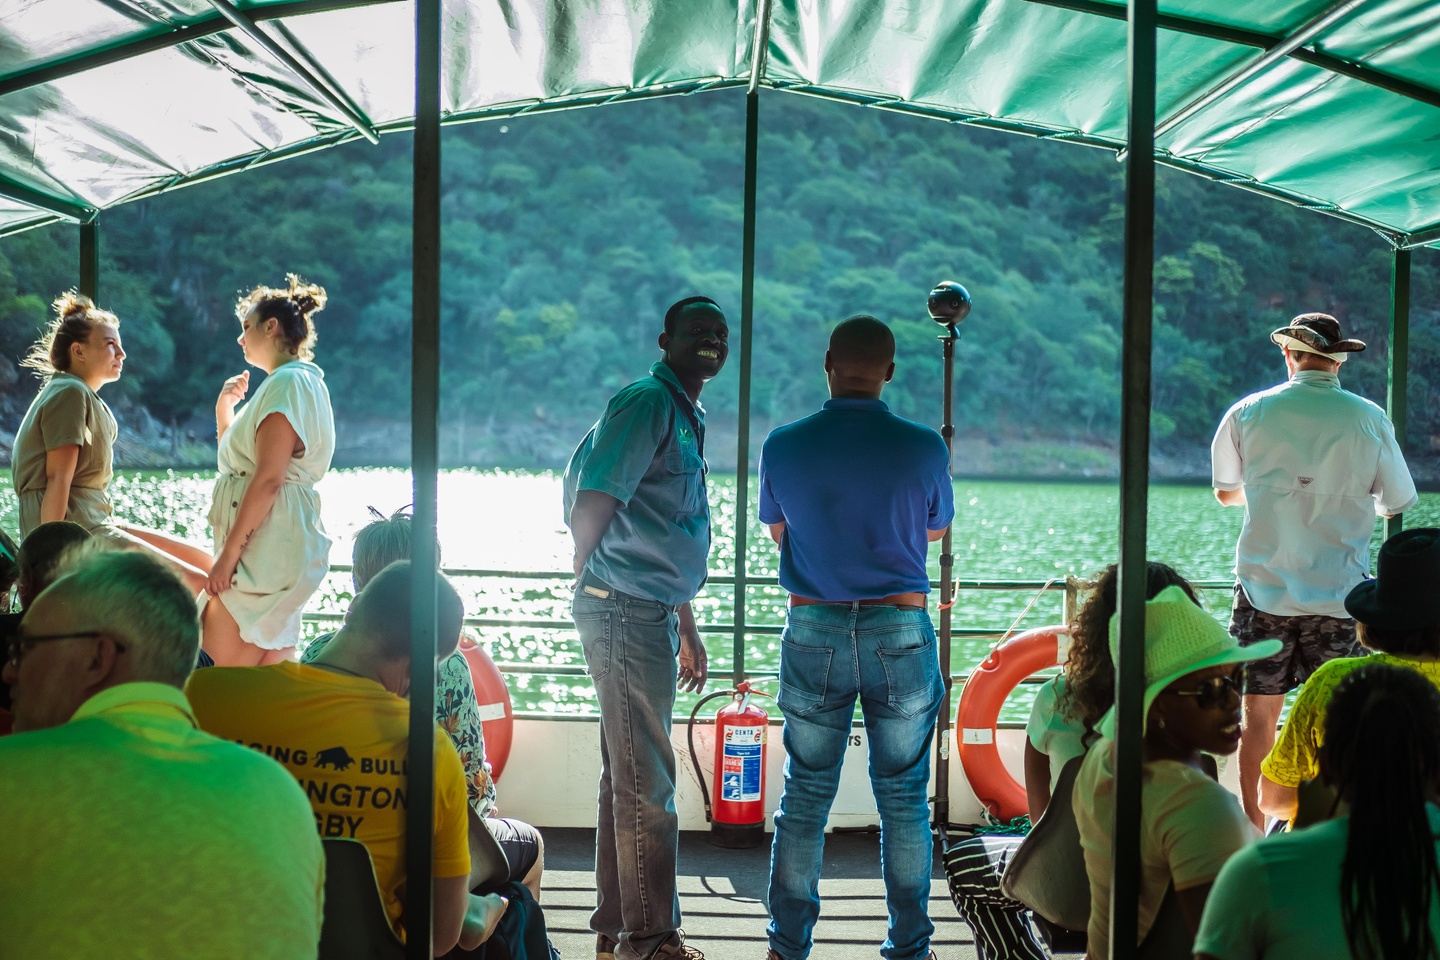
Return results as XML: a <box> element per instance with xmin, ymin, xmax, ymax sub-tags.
<box><xmin>564</xmin><ymin>295</ymin><xmax>728</xmax><ymax>960</ymax></box>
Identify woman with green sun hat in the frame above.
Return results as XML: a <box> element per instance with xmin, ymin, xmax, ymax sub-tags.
<box><xmin>1073</xmin><ymin>584</ymin><xmax>1283</xmax><ymax>959</ymax></box>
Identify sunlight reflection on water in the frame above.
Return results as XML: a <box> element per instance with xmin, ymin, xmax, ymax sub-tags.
<box><xmin>3</xmin><ymin>470</ymin><xmax>1436</xmax><ymax>721</ymax></box>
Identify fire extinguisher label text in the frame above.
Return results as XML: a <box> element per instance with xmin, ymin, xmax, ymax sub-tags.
<box><xmin>721</xmin><ymin>724</ymin><xmax>765</xmax><ymax>803</ymax></box>
<box><xmin>724</xmin><ymin>726</ymin><xmax>764</xmax><ymax>746</ymax></box>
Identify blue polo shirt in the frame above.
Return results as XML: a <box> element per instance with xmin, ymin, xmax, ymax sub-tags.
<box><xmin>563</xmin><ymin>362</ymin><xmax>710</xmax><ymax>606</ymax></box>
<box><xmin>759</xmin><ymin>397</ymin><xmax>953</xmax><ymax>601</ymax></box>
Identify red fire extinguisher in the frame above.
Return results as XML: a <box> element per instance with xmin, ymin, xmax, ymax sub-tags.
<box><xmin>687</xmin><ymin>680</ymin><xmax>771</xmax><ymax>848</ymax></box>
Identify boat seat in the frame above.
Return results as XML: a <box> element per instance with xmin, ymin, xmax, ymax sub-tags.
<box><xmin>320</xmin><ymin>838</ymin><xmax>405</xmax><ymax>960</ymax></box>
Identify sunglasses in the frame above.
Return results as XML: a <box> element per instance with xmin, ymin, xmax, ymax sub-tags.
<box><xmin>5</xmin><ymin>630</ymin><xmax>125</xmax><ymax>669</ymax></box>
<box><xmin>1164</xmin><ymin>669</ymin><xmax>1245</xmax><ymax>709</ymax></box>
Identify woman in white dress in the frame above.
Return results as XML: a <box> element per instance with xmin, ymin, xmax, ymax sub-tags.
<box><xmin>201</xmin><ymin>275</ymin><xmax>335</xmax><ymax>666</ymax></box>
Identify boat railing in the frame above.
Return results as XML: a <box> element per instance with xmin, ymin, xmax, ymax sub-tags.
<box><xmin>302</xmin><ymin>568</ymin><xmax>1235</xmax><ymax>720</ymax></box>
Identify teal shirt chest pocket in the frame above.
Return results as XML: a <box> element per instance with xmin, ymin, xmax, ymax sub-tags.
<box><xmin>659</xmin><ymin>442</ymin><xmax>707</xmax><ymax>519</ymax></box>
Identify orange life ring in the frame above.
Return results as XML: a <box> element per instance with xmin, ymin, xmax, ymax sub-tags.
<box><xmin>458</xmin><ymin>635</ymin><xmax>514</xmax><ymax>782</ymax></box>
<box><xmin>956</xmin><ymin>624</ymin><xmax>1069</xmax><ymax>821</ymax></box>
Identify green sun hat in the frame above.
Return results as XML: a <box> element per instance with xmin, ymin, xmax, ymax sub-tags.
<box><xmin>1097</xmin><ymin>585</ymin><xmax>1282</xmax><ymax>738</ymax></box>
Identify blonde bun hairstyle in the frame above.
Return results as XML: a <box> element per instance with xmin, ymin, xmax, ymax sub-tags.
<box><xmin>21</xmin><ymin>291</ymin><xmax>120</xmax><ymax>379</ymax></box>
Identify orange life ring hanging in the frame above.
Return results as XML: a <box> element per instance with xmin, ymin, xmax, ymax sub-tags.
<box><xmin>956</xmin><ymin>624</ymin><xmax>1069</xmax><ymax>821</ymax></box>
<box><xmin>458</xmin><ymin>635</ymin><xmax>515</xmax><ymax>782</ymax></box>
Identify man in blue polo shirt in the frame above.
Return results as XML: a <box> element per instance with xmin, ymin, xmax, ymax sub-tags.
<box><xmin>564</xmin><ymin>295</ymin><xmax>728</xmax><ymax>960</ymax></box>
<box><xmin>760</xmin><ymin>314</ymin><xmax>952</xmax><ymax>960</ymax></box>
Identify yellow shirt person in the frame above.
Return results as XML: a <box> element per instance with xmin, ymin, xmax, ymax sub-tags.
<box><xmin>1262</xmin><ymin>652</ymin><xmax>1440</xmax><ymax>787</ymax></box>
<box><xmin>187</xmin><ymin>661</ymin><xmax>471</xmax><ymax>936</ymax></box>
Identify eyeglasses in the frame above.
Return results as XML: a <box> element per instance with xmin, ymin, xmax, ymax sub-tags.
<box><xmin>5</xmin><ymin>630</ymin><xmax>124</xmax><ymax>669</ymax></box>
<box><xmin>1165</xmin><ymin>671</ymin><xmax>1245</xmax><ymax>709</ymax></box>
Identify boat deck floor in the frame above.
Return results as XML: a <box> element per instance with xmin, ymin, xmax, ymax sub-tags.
<box><xmin>542</xmin><ymin>827</ymin><xmax>982</xmax><ymax>960</ymax></box>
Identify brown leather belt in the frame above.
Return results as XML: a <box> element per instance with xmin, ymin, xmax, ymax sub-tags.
<box><xmin>789</xmin><ymin>592</ymin><xmax>927</xmax><ymax>611</ymax></box>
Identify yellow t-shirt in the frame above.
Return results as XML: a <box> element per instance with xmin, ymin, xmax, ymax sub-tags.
<box><xmin>0</xmin><ymin>683</ymin><xmax>323</xmax><ymax>959</ymax></box>
<box><xmin>1262</xmin><ymin>652</ymin><xmax>1440</xmax><ymax>787</ymax></box>
<box><xmin>186</xmin><ymin>662</ymin><xmax>471</xmax><ymax>935</ymax></box>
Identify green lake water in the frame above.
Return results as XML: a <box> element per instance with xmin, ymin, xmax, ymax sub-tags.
<box><xmin>4</xmin><ymin>470</ymin><xmax>1436</xmax><ymax>722</ymax></box>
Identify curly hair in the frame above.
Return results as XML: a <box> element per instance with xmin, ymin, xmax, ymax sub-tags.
<box><xmin>20</xmin><ymin>291</ymin><xmax>120</xmax><ymax>379</ymax></box>
<box><xmin>235</xmin><ymin>273</ymin><xmax>327</xmax><ymax>361</ymax></box>
<box><xmin>1058</xmin><ymin>560</ymin><xmax>1200</xmax><ymax>731</ymax></box>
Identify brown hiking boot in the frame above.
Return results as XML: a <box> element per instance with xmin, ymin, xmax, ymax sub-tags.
<box><xmin>597</xmin><ymin>934</ymin><xmax>616</xmax><ymax>960</ymax></box>
<box><xmin>651</xmin><ymin>932</ymin><xmax>704</xmax><ymax>959</ymax></box>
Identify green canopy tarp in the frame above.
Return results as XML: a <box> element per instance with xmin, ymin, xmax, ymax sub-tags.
<box><xmin>1</xmin><ymin>0</ymin><xmax>1438</xmax><ymax>246</ymax></box>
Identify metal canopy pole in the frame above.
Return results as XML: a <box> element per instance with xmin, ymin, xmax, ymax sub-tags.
<box><xmin>204</xmin><ymin>0</ymin><xmax>382</xmax><ymax>144</ymax></box>
<box><xmin>732</xmin><ymin>90</ymin><xmax>760</xmax><ymax>685</ymax></box>
<box><xmin>1123</xmin><ymin>0</ymin><xmax>1363</xmax><ymax>154</ymax></box>
<box><xmin>1112</xmin><ymin>0</ymin><xmax>1157</xmax><ymax>956</ymax></box>
<box><xmin>79</xmin><ymin>219</ymin><xmax>99</xmax><ymax>302</ymax></box>
<box><xmin>731</xmin><ymin>0</ymin><xmax>771</xmax><ymax>685</ymax></box>
<box><xmin>1386</xmin><ymin>248</ymin><xmax>1411</xmax><ymax>541</ymax></box>
<box><xmin>926</xmin><ymin>280</ymin><xmax>971</xmax><ymax>837</ymax></box>
<box><xmin>404</xmin><ymin>0</ymin><xmax>440</xmax><ymax>955</ymax></box>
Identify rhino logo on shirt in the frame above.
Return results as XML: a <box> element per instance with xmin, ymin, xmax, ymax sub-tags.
<box><xmin>1298</xmin><ymin>476</ymin><xmax>1314</xmax><ymax>487</ymax></box>
<box><xmin>313</xmin><ymin>746</ymin><xmax>356</xmax><ymax>771</ymax></box>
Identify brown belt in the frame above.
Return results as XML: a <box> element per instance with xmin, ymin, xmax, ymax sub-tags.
<box><xmin>789</xmin><ymin>592</ymin><xmax>927</xmax><ymax>611</ymax></box>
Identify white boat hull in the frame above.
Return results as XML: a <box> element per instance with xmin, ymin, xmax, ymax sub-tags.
<box><xmin>496</xmin><ymin>716</ymin><xmax>1239</xmax><ymax>831</ymax></box>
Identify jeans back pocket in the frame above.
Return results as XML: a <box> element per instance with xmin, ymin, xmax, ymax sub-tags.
<box><xmin>778</xmin><ymin>638</ymin><xmax>835</xmax><ymax>717</ymax></box>
<box><xmin>876</xmin><ymin>637</ymin><xmax>942</xmax><ymax>719</ymax></box>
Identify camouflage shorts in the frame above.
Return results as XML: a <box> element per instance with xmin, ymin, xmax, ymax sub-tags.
<box><xmin>1228</xmin><ymin>584</ymin><xmax>1358</xmax><ymax>695</ymax></box>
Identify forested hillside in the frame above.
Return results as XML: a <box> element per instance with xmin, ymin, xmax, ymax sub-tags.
<box><xmin>1</xmin><ymin>91</ymin><xmax>1436</xmax><ymax>477</ymax></box>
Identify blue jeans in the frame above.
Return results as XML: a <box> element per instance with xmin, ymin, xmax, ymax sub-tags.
<box><xmin>767</xmin><ymin>603</ymin><xmax>944</xmax><ymax>960</ymax></box>
<box><xmin>573</xmin><ymin>584</ymin><xmax>683</xmax><ymax>960</ymax></box>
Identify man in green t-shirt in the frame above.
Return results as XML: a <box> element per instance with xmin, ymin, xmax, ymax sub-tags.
<box><xmin>1259</xmin><ymin>527</ymin><xmax>1440</xmax><ymax>822</ymax></box>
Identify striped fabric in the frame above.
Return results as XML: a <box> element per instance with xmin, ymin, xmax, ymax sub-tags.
<box><xmin>942</xmin><ymin>835</ymin><xmax>1049</xmax><ymax>960</ymax></box>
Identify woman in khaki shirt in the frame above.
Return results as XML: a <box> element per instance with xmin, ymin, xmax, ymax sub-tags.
<box><xmin>11</xmin><ymin>292</ymin><xmax>209</xmax><ymax>591</ymax></box>
<box><xmin>12</xmin><ymin>293</ymin><xmax>125</xmax><ymax>537</ymax></box>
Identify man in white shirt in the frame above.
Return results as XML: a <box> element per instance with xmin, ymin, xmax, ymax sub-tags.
<box><xmin>1211</xmin><ymin>312</ymin><xmax>1418</xmax><ymax>828</ymax></box>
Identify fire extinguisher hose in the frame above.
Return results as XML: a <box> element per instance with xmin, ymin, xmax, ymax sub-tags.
<box><xmin>686</xmin><ymin>689</ymin><xmax>738</xmax><ymax>824</ymax></box>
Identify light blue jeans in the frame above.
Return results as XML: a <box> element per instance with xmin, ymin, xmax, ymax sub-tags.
<box><xmin>574</xmin><ymin>585</ymin><xmax>683</xmax><ymax>960</ymax></box>
<box><xmin>767</xmin><ymin>603</ymin><xmax>944</xmax><ymax>960</ymax></box>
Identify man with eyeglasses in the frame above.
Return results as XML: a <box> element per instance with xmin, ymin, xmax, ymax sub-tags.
<box><xmin>0</xmin><ymin>550</ymin><xmax>323</xmax><ymax>959</ymax></box>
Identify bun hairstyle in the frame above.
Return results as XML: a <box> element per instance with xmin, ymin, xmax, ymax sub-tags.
<box><xmin>20</xmin><ymin>291</ymin><xmax>120</xmax><ymax>379</ymax></box>
<box><xmin>235</xmin><ymin>273</ymin><xmax>327</xmax><ymax>360</ymax></box>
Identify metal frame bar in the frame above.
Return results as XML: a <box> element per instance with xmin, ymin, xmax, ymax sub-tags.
<box><xmin>1020</xmin><ymin>0</ymin><xmax>1440</xmax><ymax>111</ymax></box>
<box><xmin>203</xmin><ymin>0</ymin><xmax>380</xmax><ymax>144</ymax></box>
<box><xmin>1147</xmin><ymin>0</ymin><xmax>1364</xmax><ymax>144</ymax></box>
<box><xmin>79</xmin><ymin>219</ymin><xmax>99</xmax><ymax>302</ymax></box>
<box><xmin>732</xmin><ymin>90</ymin><xmax>762</xmax><ymax>685</ymax></box>
<box><xmin>404</xmin><ymin>0</ymin><xmax>441</xmax><ymax>954</ymax></box>
<box><xmin>0</xmin><ymin>174</ymin><xmax>93</xmax><ymax>223</ymax></box>
<box><xmin>0</xmin><ymin>0</ymin><xmax>400</xmax><ymax>97</ymax></box>
<box><xmin>1385</xmin><ymin>248</ymin><xmax>1411</xmax><ymax>542</ymax></box>
<box><xmin>747</xmin><ymin>0</ymin><xmax>774</xmax><ymax>95</ymax></box>
<box><xmin>1403</xmin><ymin>221</ymin><xmax>1440</xmax><ymax>250</ymax></box>
<box><xmin>6</xmin><ymin>70</ymin><xmax>1428</xmax><ymax>247</ymax></box>
<box><xmin>1111</xmin><ymin>0</ymin><xmax>1157</xmax><ymax>955</ymax></box>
